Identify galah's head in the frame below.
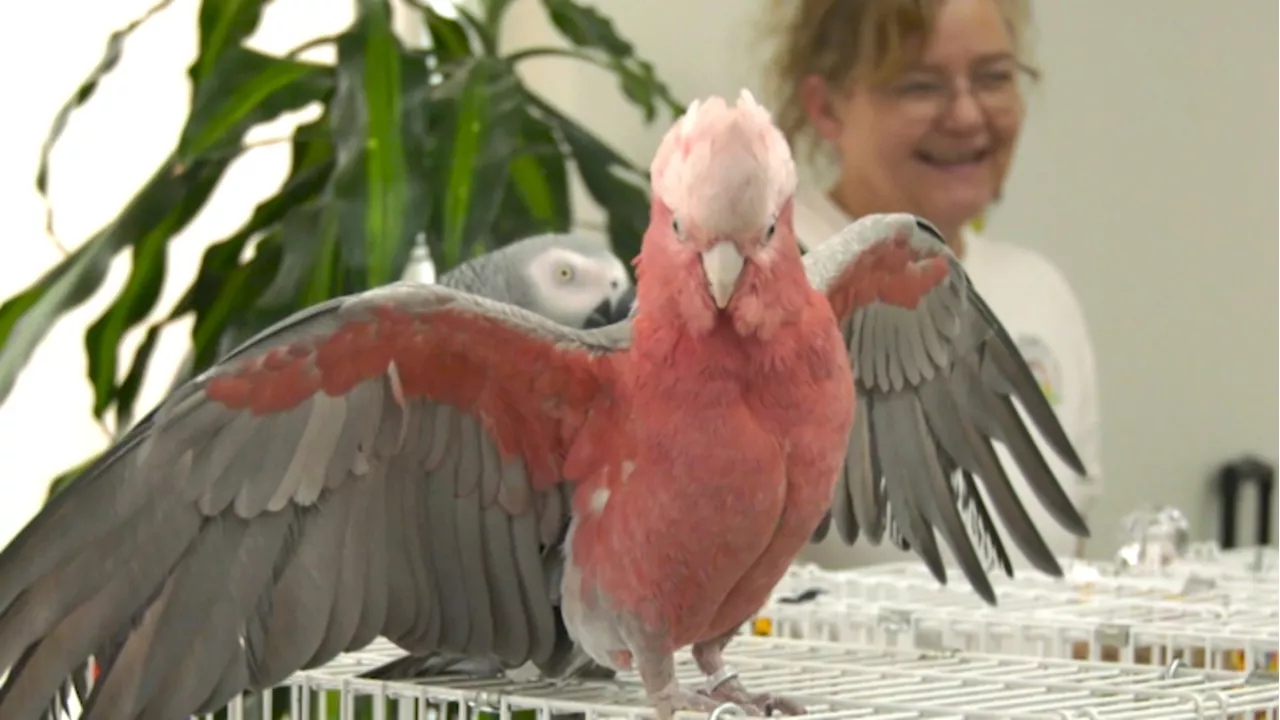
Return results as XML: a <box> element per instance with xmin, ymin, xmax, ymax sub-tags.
<box><xmin>638</xmin><ymin>90</ymin><xmax>803</xmax><ymax>337</ymax></box>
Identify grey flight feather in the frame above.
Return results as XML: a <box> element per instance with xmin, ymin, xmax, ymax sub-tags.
<box><xmin>0</xmin><ymin>282</ymin><xmax>629</xmax><ymax>720</ymax></box>
<box><xmin>803</xmin><ymin>212</ymin><xmax>1090</xmax><ymax>606</ymax></box>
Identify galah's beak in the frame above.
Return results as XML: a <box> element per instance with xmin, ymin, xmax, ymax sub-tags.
<box><xmin>701</xmin><ymin>242</ymin><xmax>745</xmax><ymax>309</ymax></box>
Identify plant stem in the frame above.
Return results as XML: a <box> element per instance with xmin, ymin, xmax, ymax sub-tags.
<box><xmin>285</xmin><ymin>34</ymin><xmax>342</xmax><ymax>60</ymax></box>
<box><xmin>506</xmin><ymin>47</ymin><xmax>597</xmax><ymax>65</ymax></box>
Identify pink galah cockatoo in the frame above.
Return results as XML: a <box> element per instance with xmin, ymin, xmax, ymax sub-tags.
<box><xmin>0</xmin><ymin>89</ymin><xmax>1086</xmax><ymax>720</ymax></box>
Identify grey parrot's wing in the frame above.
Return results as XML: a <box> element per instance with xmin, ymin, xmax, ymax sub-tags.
<box><xmin>0</xmin><ymin>281</ymin><xmax>631</xmax><ymax>720</ymax></box>
<box><xmin>803</xmin><ymin>213</ymin><xmax>1089</xmax><ymax>606</ymax></box>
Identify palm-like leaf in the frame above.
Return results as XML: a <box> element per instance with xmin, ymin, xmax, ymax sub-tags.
<box><xmin>2</xmin><ymin>0</ymin><xmax>680</xmax><ymax>519</ymax></box>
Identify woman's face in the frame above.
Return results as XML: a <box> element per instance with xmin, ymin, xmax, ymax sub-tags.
<box><xmin>808</xmin><ymin>0</ymin><xmax>1026</xmax><ymax>232</ymax></box>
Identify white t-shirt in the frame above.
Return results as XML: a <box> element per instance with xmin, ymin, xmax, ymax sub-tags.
<box><xmin>792</xmin><ymin>185</ymin><xmax>1105</xmax><ymax>571</ymax></box>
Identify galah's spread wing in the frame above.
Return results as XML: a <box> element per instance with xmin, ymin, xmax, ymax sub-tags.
<box><xmin>803</xmin><ymin>213</ymin><xmax>1089</xmax><ymax>605</ymax></box>
<box><xmin>0</xmin><ymin>282</ymin><xmax>630</xmax><ymax>719</ymax></box>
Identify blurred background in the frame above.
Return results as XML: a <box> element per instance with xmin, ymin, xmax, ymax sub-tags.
<box><xmin>0</xmin><ymin>0</ymin><xmax>1274</xmax><ymax>559</ymax></box>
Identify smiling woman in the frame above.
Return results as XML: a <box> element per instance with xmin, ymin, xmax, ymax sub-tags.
<box><xmin>760</xmin><ymin>0</ymin><xmax>1107</xmax><ymax>571</ymax></box>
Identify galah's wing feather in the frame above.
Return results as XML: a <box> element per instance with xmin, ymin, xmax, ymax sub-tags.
<box><xmin>0</xmin><ymin>281</ymin><xmax>630</xmax><ymax>719</ymax></box>
<box><xmin>803</xmin><ymin>214</ymin><xmax>1089</xmax><ymax>605</ymax></box>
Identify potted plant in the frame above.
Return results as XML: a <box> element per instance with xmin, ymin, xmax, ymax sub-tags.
<box><xmin>0</xmin><ymin>0</ymin><xmax>681</xmax><ymax>502</ymax></box>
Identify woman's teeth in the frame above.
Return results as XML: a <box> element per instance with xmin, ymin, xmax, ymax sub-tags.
<box><xmin>917</xmin><ymin>149</ymin><xmax>988</xmax><ymax>166</ymax></box>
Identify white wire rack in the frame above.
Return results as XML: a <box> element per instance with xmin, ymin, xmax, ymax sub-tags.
<box><xmin>203</xmin><ymin>635</ymin><xmax>1278</xmax><ymax>720</ymax></box>
<box><xmin>1172</xmin><ymin>544</ymin><xmax>1278</xmax><ymax>581</ymax></box>
<box><xmin>752</xmin><ymin>544</ymin><xmax>1279</xmax><ymax>676</ymax></box>
<box><xmin>42</xmin><ymin>544</ymin><xmax>1275</xmax><ymax>719</ymax></box>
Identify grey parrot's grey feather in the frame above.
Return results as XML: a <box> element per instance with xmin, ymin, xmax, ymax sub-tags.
<box><xmin>0</xmin><ymin>279</ymin><xmax>632</xmax><ymax>719</ymax></box>
<box><xmin>804</xmin><ymin>213</ymin><xmax>1091</xmax><ymax>606</ymax></box>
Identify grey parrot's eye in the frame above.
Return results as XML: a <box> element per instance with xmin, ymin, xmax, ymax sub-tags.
<box><xmin>555</xmin><ymin>265</ymin><xmax>574</xmax><ymax>282</ymax></box>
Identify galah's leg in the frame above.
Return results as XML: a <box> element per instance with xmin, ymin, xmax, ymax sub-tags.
<box><xmin>635</xmin><ymin>649</ymin><xmax>724</xmax><ymax>720</ymax></box>
<box><xmin>691</xmin><ymin>630</ymin><xmax>807</xmax><ymax>716</ymax></box>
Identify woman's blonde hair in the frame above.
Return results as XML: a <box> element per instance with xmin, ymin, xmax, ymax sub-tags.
<box><xmin>760</xmin><ymin>0</ymin><xmax>1040</xmax><ymax>158</ymax></box>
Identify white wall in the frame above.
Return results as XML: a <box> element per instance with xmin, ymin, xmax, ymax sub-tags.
<box><xmin>0</xmin><ymin>0</ymin><xmax>1275</xmax><ymax>556</ymax></box>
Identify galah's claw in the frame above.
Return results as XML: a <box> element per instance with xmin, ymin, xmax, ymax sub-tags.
<box><xmin>651</xmin><ymin>683</ymin><xmax>729</xmax><ymax>719</ymax></box>
<box><xmin>702</xmin><ymin>676</ymin><xmax>806</xmax><ymax>717</ymax></box>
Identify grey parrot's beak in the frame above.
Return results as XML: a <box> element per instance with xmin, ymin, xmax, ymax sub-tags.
<box><xmin>584</xmin><ymin>285</ymin><xmax>635</xmax><ymax>328</ymax></box>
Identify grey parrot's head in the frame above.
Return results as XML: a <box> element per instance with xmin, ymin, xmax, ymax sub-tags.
<box><xmin>508</xmin><ymin>233</ymin><xmax>635</xmax><ymax>329</ymax></box>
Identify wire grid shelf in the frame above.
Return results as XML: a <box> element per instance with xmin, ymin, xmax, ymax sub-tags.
<box><xmin>752</xmin><ymin>545</ymin><xmax>1279</xmax><ymax>676</ymax></box>
<box><xmin>201</xmin><ymin>635</ymin><xmax>1278</xmax><ymax>720</ymax></box>
<box><xmin>1175</xmin><ymin>544</ymin><xmax>1278</xmax><ymax>581</ymax></box>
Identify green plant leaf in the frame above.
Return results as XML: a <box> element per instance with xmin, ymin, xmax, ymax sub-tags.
<box><xmin>175</xmin><ymin>116</ymin><xmax>335</xmax><ymax>380</ymax></box>
<box><xmin>80</xmin><ymin>49</ymin><xmax>333</xmax><ymax>419</ymax></box>
<box><xmin>452</xmin><ymin>5</ymin><xmax>498</xmax><ymax>56</ymax></box>
<box><xmin>508</xmin><ymin>111</ymin><xmax>570</xmax><ymax>231</ymax></box>
<box><xmin>477</xmin><ymin>0</ymin><xmax>519</xmax><ymax>44</ymax></box>
<box><xmin>198</xmin><ymin>236</ymin><xmax>285</xmax><ymax>362</ymax></box>
<box><xmin>34</xmin><ymin>0</ymin><xmax>179</xmax><ymax>241</ymax></box>
<box><xmin>263</xmin><ymin>201</ymin><xmax>341</xmax><ymax>309</ymax></box>
<box><xmin>23</xmin><ymin>0</ymin><xmax>680</xmax><ymax>518</ymax></box>
<box><xmin>537</xmin><ymin>0</ymin><xmax>683</xmax><ymax>121</ymax></box>
<box><xmin>434</xmin><ymin>57</ymin><xmax>524</xmax><ymax>270</ymax></box>
<box><xmin>487</xmin><ymin>109</ymin><xmax>572</xmax><ymax>245</ymax></box>
<box><xmin>192</xmin><ymin>0</ymin><xmax>271</xmax><ymax>85</ymax></box>
<box><xmin>113</xmin><ymin>321</ymin><xmax>165</xmax><ymax>432</ymax></box>
<box><xmin>535</xmin><ymin>99</ymin><xmax>649</xmax><ymax>263</ymax></box>
<box><xmin>417</xmin><ymin>2</ymin><xmax>472</xmax><ymax>64</ymax></box>
<box><xmin>78</xmin><ymin>158</ymin><xmax>235</xmax><ymax>417</ymax></box>
<box><xmin>179</xmin><ymin>48</ymin><xmax>334</xmax><ymax>162</ymax></box>
<box><xmin>326</xmin><ymin>0</ymin><xmax>434</xmax><ymax>291</ymax></box>
<box><xmin>403</xmin><ymin>0</ymin><xmax>495</xmax><ymax>57</ymax></box>
<box><xmin>45</xmin><ymin>454</ymin><xmax>100</xmax><ymax>503</ymax></box>
<box><xmin>0</xmin><ymin>154</ymin><xmax>234</xmax><ymax>410</ymax></box>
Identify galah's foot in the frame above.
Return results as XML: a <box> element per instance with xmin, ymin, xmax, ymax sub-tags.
<box><xmin>649</xmin><ymin>682</ymin><xmax>727</xmax><ymax>720</ymax></box>
<box><xmin>691</xmin><ymin>633</ymin><xmax>807</xmax><ymax>717</ymax></box>
<box><xmin>637</xmin><ymin>647</ymin><xmax>730</xmax><ymax>720</ymax></box>
<box><xmin>702</xmin><ymin>673</ymin><xmax>806</xmax><ymax>717</ymax></box>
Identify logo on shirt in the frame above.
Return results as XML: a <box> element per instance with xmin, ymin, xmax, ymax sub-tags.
<box><xmin>1014</xmin><ymin>335</ymin><xmax>1062</xmax><ymax>406</ymax></box>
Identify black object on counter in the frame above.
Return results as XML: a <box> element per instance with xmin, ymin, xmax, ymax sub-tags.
<box><xmin>1214</xmin><ymin>455</ymin><xmax>1276</xmax><ymax>548</ymax></box>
